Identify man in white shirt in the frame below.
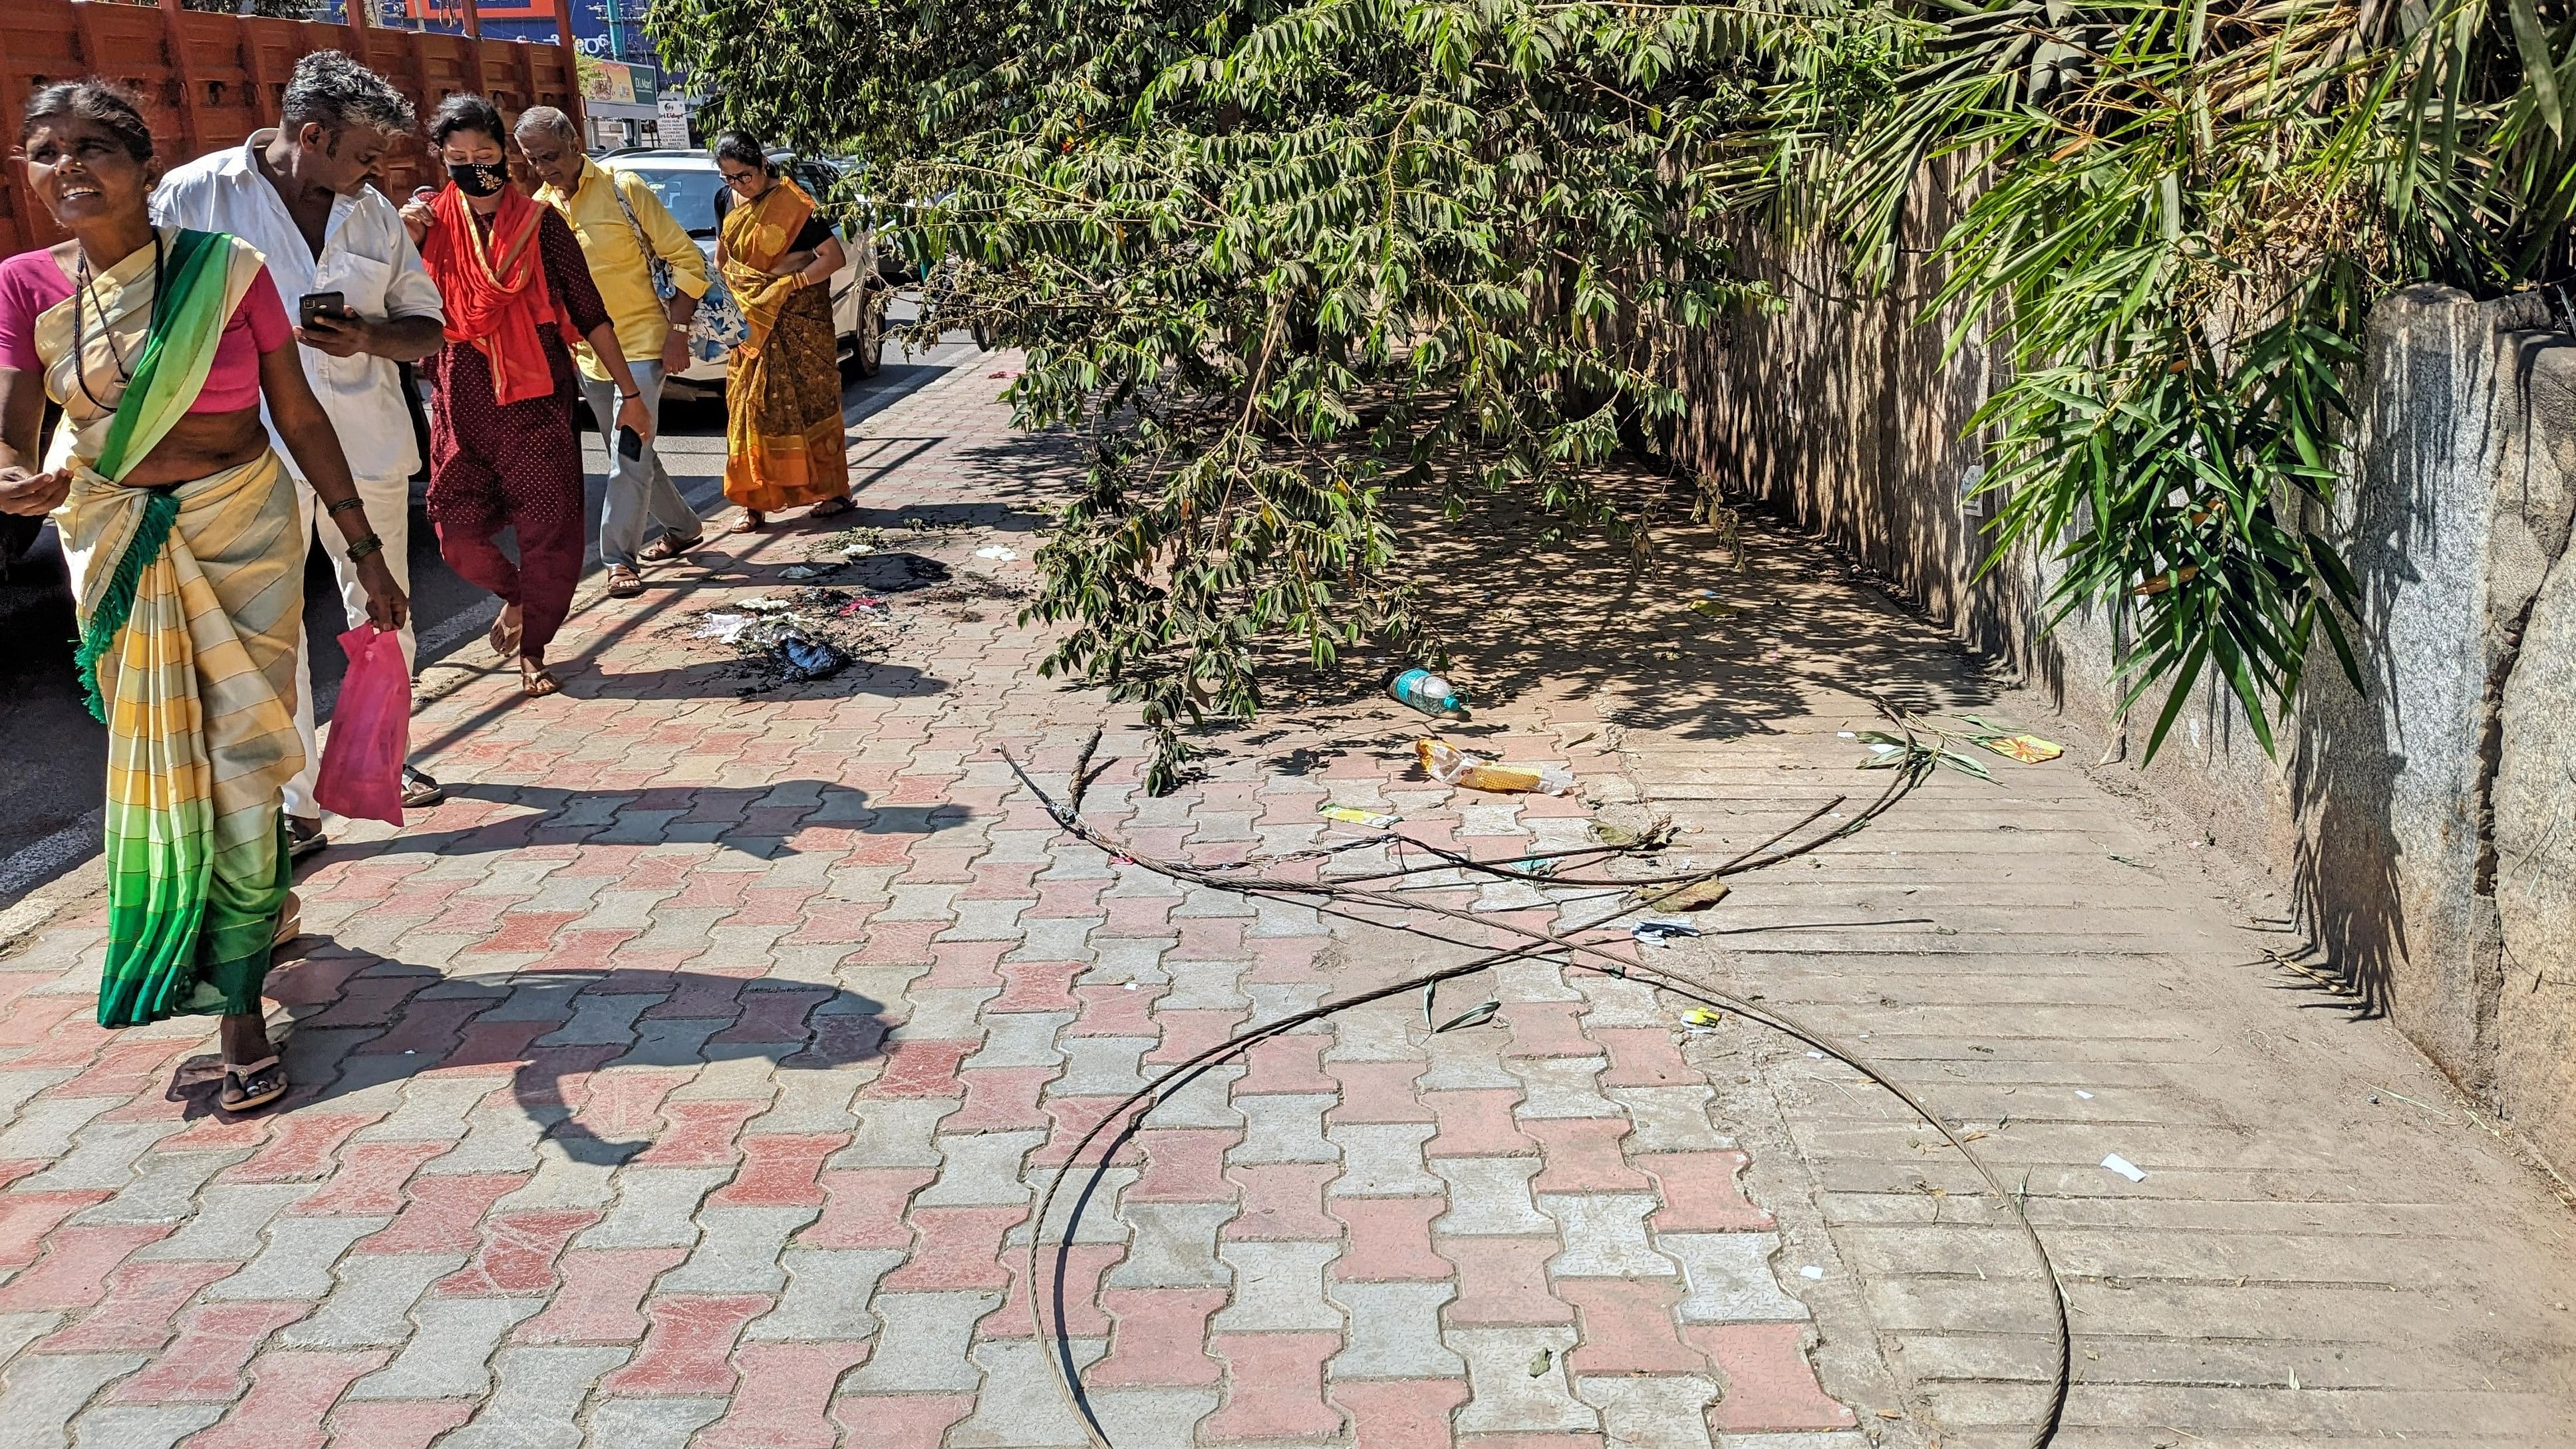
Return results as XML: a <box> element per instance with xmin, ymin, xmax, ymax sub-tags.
<box><xmin>156</xmin><ymin>51</ymin><xmax>449</xmax><ymax>857</ymax></box>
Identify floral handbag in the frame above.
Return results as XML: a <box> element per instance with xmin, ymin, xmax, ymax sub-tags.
<box><xmin>610</xmin><ymin>177</ymin><xmax>747</xmax><ymax>360</ymax></box>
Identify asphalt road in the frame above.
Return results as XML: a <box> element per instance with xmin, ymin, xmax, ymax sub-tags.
<box><xmin>0</xmin><ymin>324</ymin><xmax>988</xmax><ymax>906</ymax></box>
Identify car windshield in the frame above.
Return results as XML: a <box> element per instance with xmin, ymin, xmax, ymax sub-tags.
<box><xmin>617</xmin><ymin>164</ymin><xmax>729</xmax><ymax>237</ymax></box>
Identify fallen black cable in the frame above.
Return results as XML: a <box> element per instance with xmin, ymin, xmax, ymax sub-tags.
<box><xmin>1003</xmin><ymin>714</ymin><xmax>2070</xmax><ymax>1449</ymax></box>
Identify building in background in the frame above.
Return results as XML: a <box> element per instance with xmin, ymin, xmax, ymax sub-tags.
<box><xmin>356</xmin><ymin>0</ymin><xmax>694</xmax><ymax>150</ymax></box>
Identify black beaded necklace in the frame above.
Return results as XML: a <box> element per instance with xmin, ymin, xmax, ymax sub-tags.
<box><xmin>70</xmin><ymin>231</ymin><xmax>165</xmax><ymax>415</ymax></box>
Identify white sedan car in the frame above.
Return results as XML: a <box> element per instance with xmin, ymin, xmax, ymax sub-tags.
<box><xmin>597</xmin><ymin>148</ymin><xmax>884</xmax><ymax>398</ymax></box>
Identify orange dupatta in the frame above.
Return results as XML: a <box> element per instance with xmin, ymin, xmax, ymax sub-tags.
<box><xmin>423</xmin><ymin>184</ymin><xmax>572</xmax><ymax>406</ymax></box>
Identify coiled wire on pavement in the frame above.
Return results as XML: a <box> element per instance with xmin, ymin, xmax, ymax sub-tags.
<box><xmin>1001</xmin><ymin>707</ymin><xmax>2071</xmax><ymax>1449</ymax></box>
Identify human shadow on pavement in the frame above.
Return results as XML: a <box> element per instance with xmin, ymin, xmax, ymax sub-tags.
<box><xmin>331</xmin><ymin>781</ymin><xmax>966</xmax><ymax>860</ymax></box>
<box><xmin>171</xmin><ymin>959</ymin><xmax>894</xmax><ymax>1166</ymax></box>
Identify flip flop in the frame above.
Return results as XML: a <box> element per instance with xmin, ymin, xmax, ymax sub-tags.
<box><xmin>488</xmin><ymin>608</ymin><xmax>522</xmax><ymax>658</ymax></box>
<box><xmin>606</xmin><ymin>566</ymin><xmax>645</xmax><ymax>598</ymax></box>
<box><xmin>271</xmin><ymin>892</ymin><xmax>303</xmax><ymax>947</ymax></box>
<box><xmin>219</xmin><ymin>1055</ymin><xmax>289</xmax><ymax>1113</ymax></box>
<box><xmin>642</xmin><ymin>531</ymin><xmax>706</xmax><ymax>562</ymax></box>
<box><xmin>521</xmin><ymin>664</ymin><xmax>561</xmax><ymax>698</ymax></box>
<box><xmin>809</xmin><ymin>497</ymin><xmax>856</xmax><ymax>519</ymax></box>
<box><xmin>400</xmin><ymin>765</ymin><xmax>446</xmax><ymax>809</ymax></box>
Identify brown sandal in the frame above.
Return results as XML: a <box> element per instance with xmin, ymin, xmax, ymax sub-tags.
<box><xmin>605</xmin><ymin>565</ymin><xmax>644</xmax><ymax>598</ymax></box>
<box><xmin>641</xmin><ymin>530</ymin><xmax>705</xmax><ymax>562</ymax></box>
<box><xmin>220</xmin><ymin>1055</ymin><xmax>289</xmax><ymax>1113</ymax></box>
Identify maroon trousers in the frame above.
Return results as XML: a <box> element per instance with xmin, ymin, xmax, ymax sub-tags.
<box><xmin>426</xmin><ymin>327</ymin><xmax>587</xmax><ymax>656</ymax></box>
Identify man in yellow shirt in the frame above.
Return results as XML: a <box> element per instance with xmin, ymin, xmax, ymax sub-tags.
<box><xmin>517</xmin><ymin>106</ymin><xmax>712</xmax><ymax>598</ymax></box>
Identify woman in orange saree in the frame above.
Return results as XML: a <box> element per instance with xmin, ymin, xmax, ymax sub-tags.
<box><xmin>712</xmin><ymin>133</ymin><xmax>852</xmax><ymax>532</ymax></box>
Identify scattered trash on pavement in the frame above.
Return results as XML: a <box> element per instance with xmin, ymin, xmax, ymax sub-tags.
<box><xmin>1632</xmin><ymin>920</ymin><xmax>1702</xmax><ymax>946</ymax></box>
<box><xmin>692</xmin><ymin>613</ymin><xmax>752</xmax><ymax>642</ymax></box>
<box><xmin>1388</xmin><ymin>668</ymin><xmax>1469</xmax><ymax>718</ymax></box>
<box><xmin>1951</xmin><ymin>714</ymin><xmax>2066</xmax><ymax>763</ymax></box>
<box><xmin>1418</xmin><ymin>737</ymin><xmax>1574</xmax><ymax>795</ymax></box>
<box><xmin>1526</xmin><ymin>1348</ymin><xmax>1553</xmax><ymax>1377</ymax></box>
<box><xmin>974</xmin><ymin>545</ymin><xmax>1020</xmax><ymax>561</ymax></box>
<box><xmin>2076</xmin><ymin>1090</ymin><xmax>2094</xmax><ymax>1099</ymax></box>
<box><xmin>1650</xmin><ymin>877</ymin><xmax>1732</xmax><ymax>912</ymax></box>
<box><xmin>1799</xmin><ymin>1264</ymin><xmax>1826</xmax><ymax>1280</ymax></box>
<box><xmin>2100</xmin><ymin>1153</ymin><xmax>2148</xmax><ymax>1182</ymax></box>
<box><xmin>774</xmin><ymin>631</ymin><xmax>849</xmax><ymax>682</ymax></box>
<box><xmin>780</xmin><ymin>563</ymin><xmax>835</xmax><ymax>581</ymax></box>
<box><xmin>1683</xmin><ymin>1007</ymin><xmax>1727</xmax><ymax>1029</ymax></box>
<box><xmin>734</xmin><ymin>596</ymin><xmax>792</xmax><ymax>613</ymax></box>
<box><xmin>1318</xmin><ymin>803</ymin><xmax>1398</xmax><ymax>828</ymax></box>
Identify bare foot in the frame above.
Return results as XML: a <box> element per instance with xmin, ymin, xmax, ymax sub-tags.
<box><xmin>809</xmin><ymin>496</ymin><xmax>855</xmax><ymax>519</ymax></box>
<box><xmin>488</xmin><ymin>604</ymin><xmax>523</xmax><ymax>658</ymax></box>
<box><xmin>519</xmin><ymin>656</ymin><xmax>560</xmax><ymax>698</ymax></box>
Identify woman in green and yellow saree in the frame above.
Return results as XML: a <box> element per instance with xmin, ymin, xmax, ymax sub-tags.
<box><xmin>0</xmin><ymin>81</ymin><xmax>408</xmax><ymax>1112</ymax></box>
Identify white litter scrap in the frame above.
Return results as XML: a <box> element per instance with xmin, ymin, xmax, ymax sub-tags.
<box><xmin>1798</xmin><ymin>1264</ymin><xmax>1825</xmax><ymax>1280</ymax></box>
<box><xmin>2100</xmin><ymin>1153</ymin><xmax>2147</xmax><ymax>1182</ymax></box>
<box><xmin>2075</xmin><ymin>1090</ymin><xmax>2095</xmax><ymax>1100</ymax></box>
<box><xmin>974</xmin><ymin>545</ymin><xmax>1020</xmax><ymax>561</ymax></box>
<box><xmin>692</xmin><ymin>613</ymin><xmax>752</xmax><ymax>643</ymax></box>
<box><xmin>734</xmin><ymin>596</ymin><xmax>792</xmax><ymax>614</ymax></box>
<box><xmin>780</xmin><ymin>563</ymin><xmax>831</xmax><ymax>581</ymax></box>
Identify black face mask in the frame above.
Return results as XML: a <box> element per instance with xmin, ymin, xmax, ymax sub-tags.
<box><xmin>447</xmin><ymin>160</ymin><xmax>507</xmax><ymax>198</ymax></box>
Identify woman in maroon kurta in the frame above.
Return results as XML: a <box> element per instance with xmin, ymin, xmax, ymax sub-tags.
<box><xmin>402</xmin><ymin>94</ymin><xmax>654</xmax><ymax>696</ymax></box>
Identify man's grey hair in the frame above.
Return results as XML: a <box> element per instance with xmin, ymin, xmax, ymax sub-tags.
<box><xmin>281</xmin><ymin>51</ymin><xmax>414</xmax><ymax>138</ymax></box>
<box><xmin>514</xmin><ymin>106</ymin><xmax>583</xmax><ymax>148</ymax></box>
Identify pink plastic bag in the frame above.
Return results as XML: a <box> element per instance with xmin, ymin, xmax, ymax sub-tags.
<box><xmin>314</xmin><ymin>624</ymin><xmax>410</xmax><ymax>827</ymax></box>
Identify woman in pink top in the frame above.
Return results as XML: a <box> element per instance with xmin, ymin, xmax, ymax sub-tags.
<box><xmin>0</xmin><ymin>80</ymin><xmax>406</xmax><ymax>1113</ymax></box>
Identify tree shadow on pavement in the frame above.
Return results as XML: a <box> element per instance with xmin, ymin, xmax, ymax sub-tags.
<box><xmin>329</xmin><ymin>781</ymin><xmax>966</xmax><ymax>859</ymax></box>
<box><xmin>168</xmin><ymin>958</ymin><xmax>893</xmax><ymax>1166</ymax></box>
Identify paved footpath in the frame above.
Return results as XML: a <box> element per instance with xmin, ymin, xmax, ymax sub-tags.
<box><xmin>0</xmin><ymin>358</ymin><xmax>2571</xmax><ymax>1448</ymax></box>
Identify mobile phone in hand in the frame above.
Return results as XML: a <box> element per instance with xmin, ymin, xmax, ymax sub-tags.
<box><xmin>617</xmin><ymin>426</ymin><xmax>644</xmax><ymax>461</ymax></box>
<box><xmin>298</xmin><ymin>290</ymin><xmax>349</xmax><ymax>330</ymax></box>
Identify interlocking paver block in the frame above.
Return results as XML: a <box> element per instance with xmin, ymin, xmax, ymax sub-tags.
<box><xmin>1200</xmin><ymin>1333</ymin><xmax>1342</xmax><ymax>1442</ymax></box>
<box><xmin>948</xmin><ymin>1338</ymin><xmax>1105</xmax><ymax>1448</ymax></box>
<box><xmin>1326</xmin><ymin>1279</ymin><xmax>1464</xmax><ymax>1378</ymax></box>
<box><xmin>835</xmin><ymin>1291</ymin><xmax>996</xmax><ymax>1394</ymax></box>
<box><xmin>63</xmin><ymin>1404</ymin><xmax>221</xmax><ymax>1449</ymax></box>
<box><xmin>1228</xmin><ymin>1094</ymin><xmax>1337</xmax><ymax>1166</ymax></box>
<box><xmin>595</xmin><ymin>1293</ymin><xmax>769</xmax><ymax>1396</ymax></box>
<box><xmin>571</xmin><ymin>1168</ymin><xmax>730</xmax><ymax>1251</ymax></box>
<box><xmin>0</xmin><ymin>1352</ymin><xmax>147</xmax><ymax>1449</ymax></box>
<box><xmin>110</xmin><ymin>1301</ymin><xmax>309</xmax><ymax>1404</ymax></box>
<box><xmin>1686</xmin><ymin>1323</ymin><xmax>1857</xmax><ymax>1431</ymax></box>
<box><xmin>35</xmin><ymin>1261</ymin><xmax>230</xmax><ymax>1353</ymax></box>
<box><xmin>277</xmin><ymin>1252</ymin><xmax>463</xmax><ymax>1349</ymax></box>
<box><xmin>1539</xmin><ymin>1193</ymin><xmax>1675</xmax><ymax>1277</ymax></box>
<box><xmin>1089</xmin><ymin>1288</ymin><xmax>1226</xmax><ymax>1386</ymax></box>
<box><xmin>1209</xmin><ymin>1240</ymin><xmax>1340</xmax><ymax>1332</ymax></box>
<box><xmin>745</xmin><ymin>1248</ymin><xmax>904</xmax><ymax>1341</ymax></box>
<box><xmin>418</xmin><ymin>1345</ymin><xmax>627</xmax><ymax>1449</ymax></box>
<box><xmin>1574</xmin><ymin>1371</ymin><xmax>1721</xmax><ymax>1449</ymax></box>
<box><xmin>345</xmin><ymin>1298</ymin><xmax>541</xmax><ymax>1399</ymax></box>
<box><xmin>692</xmin><ymin>1341</ymin><xmax>869</xmax><ymax>1449</ymax></box>
<box><xmin>1662</xmin><ymin>1232</ymin><xmax>1808</xmax><ymax>1323</ymax></box>
<box><xmin>1328</xmin><ymin>1378</ymin><xmax>1467</xmax><ymax>1449</ymax></box>
<box><xmin>579</xmin><ymin>1396</ymin><xmax>724</xmax><ymax>1449</ymax></box>
<box><xmin>1429</xmin><ymin>1157</ymin><xmax>1550</xmax><ymax>1236</ymax></box>
<box><xmin>656</xmin><ymin>1206</ymin><xmax>818</xmax><ymax>1294</ymax></box>
<box><xmin>1449</xmin><ymin>1325</ymin><xmax>1596</xmax><ymax>1435</ymax></box>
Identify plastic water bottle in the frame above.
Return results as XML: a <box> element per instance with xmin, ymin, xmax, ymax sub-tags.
<box><xmin>1389</xmin><ymin>668</ymin><xmax>1467</xmax><ymax>718</ymax></box>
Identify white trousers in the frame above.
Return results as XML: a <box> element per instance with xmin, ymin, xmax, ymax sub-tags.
<box><xmin>281</xmin><ymin>473</ymin><xmax>416</xmax><ymax>821</ymax></box>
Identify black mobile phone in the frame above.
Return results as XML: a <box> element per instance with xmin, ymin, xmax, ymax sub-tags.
<box><xmin>298</xmin><ymin>291</ymin><xmax>348</xmax><ymax>329</ymax></box>
<box><xmin>617</xmin><ymin>426</ymin><xmax>644</xmax><ymax>461</ymax></box>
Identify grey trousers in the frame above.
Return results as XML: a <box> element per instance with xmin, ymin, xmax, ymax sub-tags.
<box><xmin>580</xmin><ymin>360</ymin><xmax>701</xmax><ymax>571</ymax></box>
